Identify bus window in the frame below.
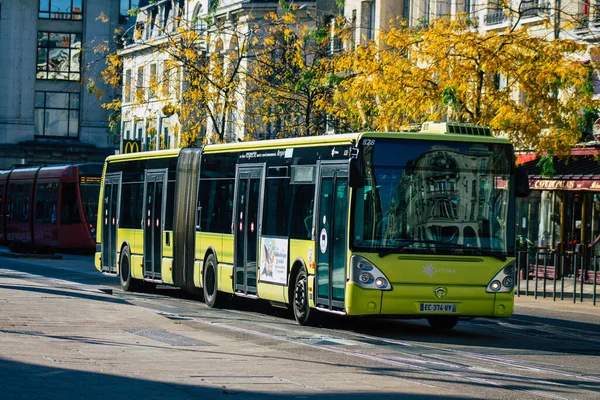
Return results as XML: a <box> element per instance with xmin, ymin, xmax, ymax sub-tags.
<box><xmin>263</xmin><ymin>178</ymin><xmax>290</xmax><ymax>237</ymax></box>
<box><xmin>289</xmin><ymin>184</ymin><xmax>315</xmax><ymax>240</ymax></box>
<box><xmin>165</xmin><ymin>181</ymin><xmax>175</xmax><ymax>231</ymax></box>
<box><xmin>120</xmin><ymin>183</ymin><xmax>143</xmax><ymax>229</ymax></box>
<box><xmin>199</xmin><ymin>179</ymin><xmax>233</xmax><ymax>234</ymax></box>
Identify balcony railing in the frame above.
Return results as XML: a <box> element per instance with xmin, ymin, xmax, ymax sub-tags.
<box><xmin>484</xmin><ymin>10</ymin><xmax>507</xmax><ymax>26</ymax></box>
<box><xmin>521</xmin><ymin>2</ymin><xmax>550</xmax><ymax>19</ymax></box>
<box><xmin>575</xmin><ymin>12</ymin><xmax>590</xmax><ymax>29</ymax></box>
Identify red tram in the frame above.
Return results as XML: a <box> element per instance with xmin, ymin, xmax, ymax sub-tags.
<box><xmin>0</xmin><ymin>164</ymin><xmax>102</xmax><ymax>252</ymax></box>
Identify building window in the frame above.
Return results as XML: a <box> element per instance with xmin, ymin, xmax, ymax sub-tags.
<box><xmin>136</xmin><ymin>66</ymin><xmax>144</xmax><ymax>100</ymax></box>
<box><xmin>34</xmin><ymin>91</ymin><xmax>80</xmax><ymax>138</ymax></box>
<box><xmin>124</xmin><ymin>69</ymin><xmax>132</xmax><ymax>103</ymax></box>
<box><xmin>39</xmin><ymin>0</ymin><xmax>83</xmax><ymax>20</ymax></box>
<box><xmin>37</xmin><ymin>32</ymin><xmax>81</xmax><ymax>81</ymax></box>
<box><xmin>162</xmin><ymin>62</ymin><xmax>170</xmax><ymax>97</ymax></box>
<box><xmin>122</xmin><ymin>120</ymin><xmax>132</xmax><ymax>140</ymax></box>
<box><xmin>149</xmin><ymin>63</ymin><xmax>157</xmax><ymax>99</ymax></box>
<box><xmin>368</xmin><ymin>1</ymin><xmax>375</xmax><ymax>41</ymax></box>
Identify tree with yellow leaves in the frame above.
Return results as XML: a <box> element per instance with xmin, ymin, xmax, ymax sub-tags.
<box><xmin>323</xmin><ymin>16</ymin><xmax>599</xmax><ymax>155</ymax></box>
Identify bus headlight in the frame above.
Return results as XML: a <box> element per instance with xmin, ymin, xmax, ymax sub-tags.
<box><xmin>375</xmin><ymin>277</ymin><xmax>388</xmax><ymax>289</ymax></box>
<box><xmin>351</xmin><ymin>256</ymin><xmax>392</xmax><ymax>291</ymax></box>
<box><xmin>359</xmin><ymin>272</ymin><xmax>374</xmax><ymax>283</ymax></box>
<box><xmin>486</xmin><ymin>261</ymin><xmax>516</xmax><ymax>293</ymax></box>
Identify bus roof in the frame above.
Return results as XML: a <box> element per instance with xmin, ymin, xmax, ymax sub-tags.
<box><xmin>106</xmin><ymin>148</ymin><xmax>181</xmax><ymax>163</ymax></box>
<box><xmin>105</xmin><ymin>131</ymin><xmax>512</xmax><ymax>163</ymax></box>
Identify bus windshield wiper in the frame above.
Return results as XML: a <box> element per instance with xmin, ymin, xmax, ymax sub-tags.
<box><xmin>377</xmin><ymin>239</ymin><xmax>506</xmax><ymax>261</ymax></box>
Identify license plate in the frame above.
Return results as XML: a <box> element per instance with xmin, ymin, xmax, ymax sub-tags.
<box><xmin>420</xmin><ymin>303</ymin><xmax>457</xmax><ymax>313</ymax></box>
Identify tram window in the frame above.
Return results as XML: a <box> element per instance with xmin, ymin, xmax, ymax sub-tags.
<box><xmin>10</xmin><ymin>184</ymin><xmax>31</xmax><ymax>222</ymax></box>
<box><xmin>199</xmin><ymin>179</ymin><xmax>233</xmax><ymax>233</ymax></box>
<box><xmin>35</xmin><ymin>183</ymin><xmax>58</xmax><ymax>223</ymax></box>
<box><xmin>263</xmin><ymin>178</ymin><xmax>290</xmax><ymax>237</ymax></box>
<box><xmin>289</xmin><ymin>184</ymin><xmax>315</xmax><ymax>240</ymax></box>
<box><xmin>60</xmin><ymin>183</ymin><xmax>81</xmax><ymax>224</ymax></box>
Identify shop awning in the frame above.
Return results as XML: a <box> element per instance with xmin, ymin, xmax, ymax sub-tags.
<box><xmin>521</xmin><ymin>153</ymin><xmax>600</xmax><ymax>191</ymax></box>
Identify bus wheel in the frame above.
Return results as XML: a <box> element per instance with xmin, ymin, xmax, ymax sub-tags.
<box><xmin>203</xmin><ymin>254</ymin><xmax>222</xmax><ymax>308</ymax></box>
<box><xmin>119</xmin><ymin>246</ymin><xmax>141</xmax><ymax>292</ymax></box>
<box><xmin>292</xmin><ymin>266</ymin><xmax>314</xmax><ymax>325</ymax></box>
<box><xmin>427</xmin><ymin>316</ymin><xmax>459</xmax><ymax>330</ymax></box>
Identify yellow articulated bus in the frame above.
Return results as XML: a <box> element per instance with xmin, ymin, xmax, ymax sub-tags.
<box><xmin>95</xmin><ymin>122</ymin><xmax>529</xmax><ymax>328</ymax></box>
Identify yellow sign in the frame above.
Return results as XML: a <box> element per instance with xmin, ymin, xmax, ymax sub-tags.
<box><xmin>80</xmin><ymin>176</ymin><xmax>101</xmax><ymax>184</ymax></box>
<box><xmin>124</xmin><ymin>140</ymin><xmax>141</xmax><ymax>154</ymax></box>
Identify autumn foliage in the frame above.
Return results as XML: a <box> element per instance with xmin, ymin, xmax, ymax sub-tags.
<box><xmin>97</xmin><ymin>9</ymin><xmax>599</xmax><ymax>155</ymax></box>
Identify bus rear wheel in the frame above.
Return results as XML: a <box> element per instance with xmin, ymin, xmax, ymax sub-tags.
<box><xmin>119</xmin><ymin>246</ymin><xmax>142</xmax><ymax>292</ymax></box>
<box><xmin>427</xmin><ymin>316</ymin><xmax>459</xmax><ymax>330</ymax></box>
<box><xmin>203</xmin><ymin>254</ymin><xmax>224</xmax><ymax>308</ymax></box>
<box><xmin>292</xmin><ymin>266</ymin><xmax>315</xmax><ymax>326</ymax></box>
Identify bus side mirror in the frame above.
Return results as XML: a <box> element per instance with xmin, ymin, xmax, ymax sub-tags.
<box><xmin>515</xmin><ymin>166</ymin><xmax>529</xmax><ymax>198</ymax></box>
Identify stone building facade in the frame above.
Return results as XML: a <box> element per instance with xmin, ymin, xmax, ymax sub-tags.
<box><xmin>0</xmin><ymin>0</ymin><xmax>128</xmax><ymax>169</ymax></box>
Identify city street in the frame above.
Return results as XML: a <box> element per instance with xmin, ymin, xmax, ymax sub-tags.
<box><xmin>0</xmin><ymin>250</ymin><xmax>599</xmax><ymax>400</ymax></box>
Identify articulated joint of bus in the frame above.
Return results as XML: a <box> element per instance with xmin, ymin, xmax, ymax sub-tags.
<box><xmin>350</xmin><ymin>255</ymin><xmax>392</xmax><ymax>290</ymax></box>
<box><xmin>485</xmin><ymin>260</ymin><xmax>515</xmax><ymax>293</ymax></box>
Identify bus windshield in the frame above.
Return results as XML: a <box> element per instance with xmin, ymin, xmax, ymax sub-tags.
<box><xmin>352</xmin><ymin>138</ymin><xmax>514</xmax><ymax>256</ymax></box>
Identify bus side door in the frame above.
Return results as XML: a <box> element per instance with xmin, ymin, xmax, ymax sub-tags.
<box><xmin>316</xmin><ymin>163</ymin><xmax>349</xmax><ymax>311</ymax></box>
<box><xmin>233</xmin><ymin>165</ymin><xmax>265</xmax><ymax>296</ymax></box>
<box><xmin>102</xmin><ymin>173</ymin><xmax>121</xmax><ymax>273</ymax></box>
<box><xmin>143</xmin><ymin>170</ymin><xmax>167</xmax><ymax>280</ymax></box>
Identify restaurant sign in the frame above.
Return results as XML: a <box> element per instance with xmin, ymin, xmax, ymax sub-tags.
<box><xmin>531</xmin><ymin>179</ymin><xmax>600</xmax><ymax>191</ymax></box>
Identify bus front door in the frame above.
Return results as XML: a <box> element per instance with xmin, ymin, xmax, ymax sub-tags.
<box><xmin>101</xmin><ymin>173</ymin><xmax>121</xmax><ymax>273</ymax></box>
<box><xmin>143</xmin><ymin>170</ymin><xmax>167</xmax><ymax>280</ymax></box>
<box><xmin>234</xmin><ymin>166</ymin><xmax>264</xmax><ymax>296</ymax></box>
<box><xmin>316</xmin><ymin>163</ymin><xmax>349</xmax><ymax>311</ymax></box>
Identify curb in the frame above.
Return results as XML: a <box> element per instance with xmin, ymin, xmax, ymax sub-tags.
<box><xmin>0</xmin><ymin>251</ymin><xmax>63</xmax><ymax>260</ymax></box>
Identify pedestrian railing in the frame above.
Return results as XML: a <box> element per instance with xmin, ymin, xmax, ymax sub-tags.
<box><xmin>515</xmin><ymin>244</ymin><xmax>598</xmax><ymax>306</ymax></box>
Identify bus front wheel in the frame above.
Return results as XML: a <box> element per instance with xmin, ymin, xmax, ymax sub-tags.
<box><xmin>120</xmin><ymin>246</ymin><xmax>141</xmax><ymax>292</ymax></box>
<box><xmin>203</xmin><ymin>254</ymin><xmax>223</xmax><ymax>308</ymax></box>
<box><xmin>292</xmin><ymin>266</ymin><xmax>314</xmax><ymax>325</ymax></box>
<box><xmin>427</xmin><ymin>316</ymin><xmax>459</xmax><ymax>330</ymax></box>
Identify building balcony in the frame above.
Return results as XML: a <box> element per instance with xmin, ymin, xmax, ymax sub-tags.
<box><xmin>520</xmin><ymin>2</ymin><xmax>550</xmax><ymax>19</ymax></box>
<box><xmin>573</xmin><ymin>11</ymin><xmax>600</xmax><ymax>43</ymax></box>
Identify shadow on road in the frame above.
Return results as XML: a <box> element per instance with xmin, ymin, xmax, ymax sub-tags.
<box><xmin>0</xmin><ymin>357</ymin><xmax>467</xmax><ymax>400</ymax></box>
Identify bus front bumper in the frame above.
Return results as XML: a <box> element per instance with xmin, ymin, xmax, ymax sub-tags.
<box><xmin>379</xmin><ymin>285</ymin><xmax>513</xmax><ymax>318</ymax></box>
<box><xmin>345</xmin><ymin>283</ymin><xmax>513</xmax><ymax>318</ymax></box>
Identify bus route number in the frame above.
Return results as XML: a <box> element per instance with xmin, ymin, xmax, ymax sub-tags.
<box><xmin>362</xmin><ymin>139</ymin><xmax>376</xmax><ymax>146</ymax></box>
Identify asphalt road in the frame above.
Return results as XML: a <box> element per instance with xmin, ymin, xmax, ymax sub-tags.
<box><xmin>0</xmin><ymin>250</ymin><xmax>599</xmax><ymax>399</ymax></box>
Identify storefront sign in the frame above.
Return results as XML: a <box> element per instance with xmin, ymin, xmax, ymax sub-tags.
<box><xmin>531</xmin><ymin>179</ymin><xmax>600</xmax><ymax>191</ymax></box>
<box><xmin>123</xmin><ymin>140</ymin><xmax>141</xmax><ymax>154</ymax></box>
